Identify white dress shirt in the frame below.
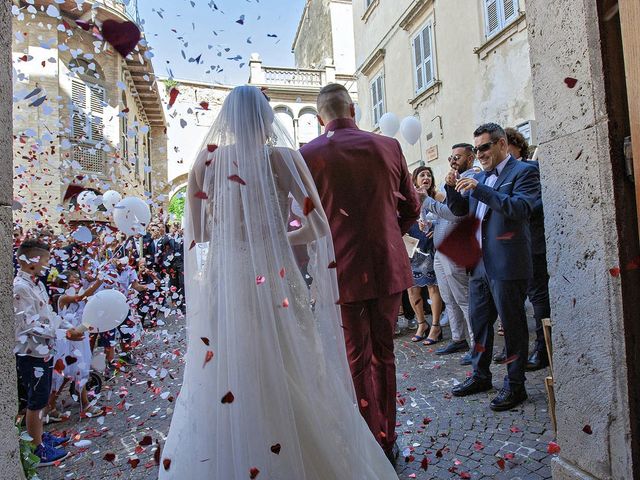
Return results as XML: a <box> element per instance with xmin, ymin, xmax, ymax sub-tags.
<box><xmin>475</xmin><ymin>155</ymin><xmax>510</xmax><ymax>247</ymax></box>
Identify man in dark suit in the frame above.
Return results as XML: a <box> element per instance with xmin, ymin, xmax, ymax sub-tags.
<box><xmin>445</xmin><ymin>123</ymin><xmax>540</xmax><ymax>411</ymax></box>
<box><xmin>505</xmin><ymin>127</ymin><xmax>551</xmax><ymax>370</ymax></box>
<box><xmin>300</xmin><ymin>83</ymin><xmax>420</xmax><ymax>464</ymax></box>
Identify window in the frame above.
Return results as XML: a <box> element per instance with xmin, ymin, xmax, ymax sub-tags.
<box><xmin>298</xmin><ymin>109</ymin><xmax>321</xmax><ymax>144</ymax></box>
<box><xmin>412</xmin><ymin>21</ymin><xmax>436</xmax><ymax>95</ymax></box>
<box><xmin>71</xmin><ymin>78</ymin><xmax>106</xmax><ymax>173</ymax></box>
<box><xmin>370</xmin><ymin>73</ymin><xmax>385</xmax><ymax>126</ymax></box>
<box><xmin>484</xmin><ymin>0</ymin><xmax>519</xmax><ymax>38</ymax></box>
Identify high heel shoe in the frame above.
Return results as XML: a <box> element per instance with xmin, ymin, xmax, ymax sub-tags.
<box><xmin>411</xmin><ymin>320</ymin><xmax>429</xmax><ymax>342</ymax></box>
<box><xmin>423</xmin><ymin>325</ymin><xmax>443</xmax><ymax>345</ymax></box>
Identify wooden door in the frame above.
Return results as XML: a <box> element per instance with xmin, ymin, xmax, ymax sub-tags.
<box><xmin>619</xmin><ymin>0</ymin><xmax>640</xmax><ymax>239</ymax></box>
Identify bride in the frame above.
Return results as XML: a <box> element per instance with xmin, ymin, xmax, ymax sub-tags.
<box><xmin>159</xmin><ymin>85</ymin><xmax>398</xmax><ymax>479</ymax></box>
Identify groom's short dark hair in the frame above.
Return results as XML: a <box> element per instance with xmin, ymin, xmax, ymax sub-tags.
<box><xmin>317</xmin><ymin>84</ymin><xmax>353</xmax><ymax>119</ymax></box>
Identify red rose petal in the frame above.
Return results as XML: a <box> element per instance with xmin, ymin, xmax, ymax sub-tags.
<box><xmin>270</xmin><ymin>443</ymin><xmax>281</xmax><ymax>455</ymax></box>
<box><xmin>438</xmin><ymin>217</ymin><xmax>482</xmax><ymax>269</ymax></box>
<box><xmin>256</xmin><ymin>275</ymin><xmax>266</xmax><ymax>285</ymax></box>
<box><xmin>163</xmin><ymin>458</ymin><xmax>171</xmax><ymax>471</ymax></box>
<box><xmin>582</xmin><ymin>424</ymin><xmax>593</xmax><ymax>434</ymax></box>
<box><xmin>250</xmin><ymin>467</ymin><xmax>260</xmax><ymax>479</ymax></box>
<box><xmin>194</xmin><ymin>191</ymin><xmax>208</xmax><ymax>200</ymax></box>
<box><xmin>279</xmin><ymin>268</ymin><xmax>286</xmax><ymax>278</ymax></box>
<box><xmin>496</xmin><ymin>458</ymin><xmax>505</xmax><ymax>470</ymax></box>
<box><xmin>207</xmin><ymin>144</ymin><xmax>218</xmax><ymax>152</ymax></box>
<box><xmin>168</xmin><ymin>87</ymin><xmax>180</xmax><ymax>107</ymax></box>
<box><xmin>420</xmin><ymin>457</ymin><xmax>429</xmax><ymax>470</ymax></box>
<box><xmin>138</xmin><ymin>435</ymin><xmax>152</xmax><ymax>446</ymax></box>
<box><xmin>128</xmin><ymin>458</ymin><xmax>140</xmax><ymax>469</ymax></box>
<box><xmin>547</xmin><ymin>441</ymin><xmax>561</xmax><ymax>454</ymax></box>
<box><xmin>228</xmin><ymin>174</ymin><xmax>247</xmax><ymax>185</ymax></box>
<box><xmin>200</xmin><ymin>101</ymin><xmax>209</xmax><ymax>110</ymax></box>
<box><xmin>189</xmin><ymin>240</ymin><xmax>197</xmax><ymax>250</ymax></box>
<box><xmin>328</xmin><ymin>261</ymin><xmax>337</xmax><ymax>269</ymax></box>
<box><xmin>359</xmin><ymin>398</ymin><xmax>369</xmax><ymax>409</ymax></box>
<box><xmin>609</xmin><ymin>267</ymin><xmax>621</xmax><ymax>277</ymax></box>
<box><xmin>497</xmin><ymin>354</ymin><xmax>519</xmax><ymax>365</ymax></box>
<box><xmin>221</xmin><ymin>391</ymin><xmax>235</xmax><ymax>404</ymax></box>
<box><xmin>101</xmin><ymin>19</ymin><xmax>141</xmax><ymax>58</ymax></box>
<box><xmin>201</xmin><ymin>337</ymin><xmax>210</xmax><ymax>346</ymax></box>
<box><xmin>564</xmin><ymin>77</ymin><xmax>578</xmax><ymax>88</ymax></box>
<box><xmin>496</xmin><ymin>231</ymin><xmax>516</xmax><ymax>240</ymax></box>
<box><xmin>509</xmin><ymin>426</ymin><xmax>520</xmax><ymax>433</ymax></box>
<box><xmin>203</xmin><ymin>350</ymin><xmax>214</xmax><ymax>366</ymax></box>
<box><xmin>282</xmin><ymin>298</ymin><xmax>289</xmax><ymax>308</ymax></box>
<box><xmin>103</xmin><ymin>452</ymin><xmax>116</xmax><ymax>462</ymax></box>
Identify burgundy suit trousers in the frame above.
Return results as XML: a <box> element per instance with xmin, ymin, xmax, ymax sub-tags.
<box><xmin>340</xmin><ymin>292</ymin><xmax>401</xmax><ymax>452</ymax></box>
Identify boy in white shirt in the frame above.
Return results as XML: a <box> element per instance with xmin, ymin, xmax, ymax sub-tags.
<box><xmin>14</xmin><ymin>239</ymin><xmax>83</xmax><ymax>467</ymax></box>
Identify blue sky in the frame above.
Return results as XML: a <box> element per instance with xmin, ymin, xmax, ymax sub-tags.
<box><xmin>138</xmin><ymin>0</ymin><xmax>307</xmax><ymax>85</ymax></box>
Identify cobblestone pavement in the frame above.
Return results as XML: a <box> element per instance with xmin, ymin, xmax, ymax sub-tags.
<box><xmin>39</xmin><ymin>314</ymin><xmax>556</xmax><ymax>480</ymax></box>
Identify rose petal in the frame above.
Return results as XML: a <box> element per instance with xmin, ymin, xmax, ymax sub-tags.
<box><xmin>221</xmin><ymin>391</ymin><xmax>235</xmax><ymax>404</ymax></box>
<box><xmin>228</xmin><ymin>174</ymin><xmax>246</xmax><ymax>185</ymax></box>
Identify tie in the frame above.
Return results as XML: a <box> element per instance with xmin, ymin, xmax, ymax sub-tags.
<box><xmin>485</xmin><ymin>168</ymin><xmax>497</xmax><ymax>178</ymax></box>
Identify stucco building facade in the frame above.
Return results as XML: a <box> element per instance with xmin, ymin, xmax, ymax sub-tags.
<box><xmin>353</xmin><ymin>0</ymin><xmax>535</xmax><ymax>178</ymax></box>
<box><xmin>11</xmin><ymin>0</ymin><xmax>167</xmax><ymax>233</ymax></box>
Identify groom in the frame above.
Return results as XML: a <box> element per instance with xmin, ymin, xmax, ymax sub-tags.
<box><xmin>300</xmin><ymin>84</ymin><xmax>420</xmax><ymax>464</ymax></box>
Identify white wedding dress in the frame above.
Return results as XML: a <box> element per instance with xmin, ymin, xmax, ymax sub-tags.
<box><xmin>159</xmin><ymin>86</ymin><xmax>398</xmax><ymax>480</ymax></box>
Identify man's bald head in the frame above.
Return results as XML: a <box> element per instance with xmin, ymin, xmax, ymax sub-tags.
<box><xmin>316</xmin><ymin>83</ymin><xmax>355</xmax><ymax>126</ymax></box>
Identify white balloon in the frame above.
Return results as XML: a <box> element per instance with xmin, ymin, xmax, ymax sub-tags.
<box><xmin>354</xmin><ymin>103</ymin><xmax>362</xmax><ymax>124</ymax></box>
<box><xmin>82</xmin><ymin>289</ymin><xmax>129</xmax><ymax>333</ymax></box>
<box><xmin>113</xmin><ymin>196</ymin><xmax>151</xmax><ymax>236</ymax></box>
<box><xmin>379</xmin><ymin>112</ymin><xmax>400</xmax><ymax>137</ymax></box>
<box><xmin>102</xmin><ymin>190</ymin><xmax>122</xmax><ymax>210</ymax></box>
<box><xmin>400</xmin><ymin>116</ymin><xmax>422</xmax><ymax>145</ymax></box>
<box><xmin>77</xmin><ymin>190</ymin><xmax>98</xmax><ymax>214</ymax></box>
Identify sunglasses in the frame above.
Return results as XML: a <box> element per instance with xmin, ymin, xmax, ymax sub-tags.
<box><xmin>472</xmin><ymin>140</ymin><xmax>499</xmax><ymax>154</ymax></box>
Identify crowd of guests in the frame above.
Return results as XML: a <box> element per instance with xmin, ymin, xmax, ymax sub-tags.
<box><xmin>401</xmin><ymin>124</ymin><xmax>550</xmax><ymax>411</ymax></box>
<box><xmin>12</xmin><ymin>221</ymin><xmax>185</xmax><ymax>466</ymax></box>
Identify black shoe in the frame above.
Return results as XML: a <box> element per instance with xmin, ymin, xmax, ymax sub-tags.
<box><xmin>459</xmin><ymin>351</ymin><xmax>472</xmax><ymax>366</ymax></box>
<box><xmin>452</xmin><ymin>376</ymin><xmax>493</xmax><ymax>397</ymax></box>
<box><xmin>435</xmin><ymin>339</ymin><xmax>469</xmax><ymax>355</ymax></box>
<box><xmin>526</xmin><ymin>350</ymin><xmax>549</xmax><ymax>371</ymax></box>
<box><xmin>490</xmin><ymin>387</ymin><xmax>528</xmax><ymax>411</ymax></box>
<box><xmin>385</xmin><ymin>442</ymin><xmax>400</xmax><ymax>467</ymax></box>
<box><xmin>493</xmin><ymin>348</ymin><xmax>506</xmax><ymax>364</ymax></box>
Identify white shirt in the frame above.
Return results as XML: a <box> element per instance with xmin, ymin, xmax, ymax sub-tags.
<box><xmin>14</xmin><ymin>270</ymin><xmax>69</xmax><ymax>358</ymax></box>
<box><xmin>475</xmin><ymin>155</ymin><xmax>510</xmax><ymax>247</ymax></box>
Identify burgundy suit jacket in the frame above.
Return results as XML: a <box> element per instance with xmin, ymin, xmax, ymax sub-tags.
<box><xmin>300</xmin><ymin>118</ymin><xmax>420</xmax><ymax>303</ymax></box>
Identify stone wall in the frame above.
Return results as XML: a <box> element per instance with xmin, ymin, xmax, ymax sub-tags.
<box><xmin>0</xmin><ymin>1</ymin><xmax>25</xmax><ymax>477</ymax></box>
<box><xmin>293</xmin><ymin>0</ymin><xmax>333</xmax><ymax>70</ymax></box>
<box><xmin>525</xmin><ymin>0</ymin><xmax>634</xmax><ymax>479</ymax></box>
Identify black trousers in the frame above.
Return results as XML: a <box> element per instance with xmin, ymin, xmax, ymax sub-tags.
<box><xmin>527</xmin><ymin>252</ymin><xmax>551</xmax><ymax>352</ymax></box>
<box><xmin>469</xmin><ymin>259</ymin><xmax>529</xmax><ymax>390</ymax></box>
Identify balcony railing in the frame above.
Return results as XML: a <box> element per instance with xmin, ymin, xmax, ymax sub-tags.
<box><xmin>97</xmin><ymin>0</ymin><xmax>140</xmax><ymax>24</ymax></box>
<box><xmin>262</xmin><ymin>67</ymin><xmax>323</xmax><ymax>87</ymax></box>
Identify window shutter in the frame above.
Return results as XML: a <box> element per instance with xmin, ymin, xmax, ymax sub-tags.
<box><xmin>503</xmin><ymin>0</ymin><xmax>518</xmax><ymax>24</ymax></box>
<box><xmin>71</xmin><ymin>79</ymin><xmax>87</xmax><ymax>139</ymax></box>
<box><xmin>485</xmin><ymin>0</ymin><xmax>501</xmax><ymax>37</ymax></box>
<box><xmin>376</xmin><ymin>75</ymin><xmax>385</xmax><ymax>123</ymax></box>
<box><xmin>371</xmin><ymin>77</ymin><xmax>380</xmax><ymax>124</ymax></box>
<box><xmin>413</xmin><ymin>37</ymin><xmax>424</xmax><ymax>93</ymax></box>
<box><xmin>88</xmin><ymin>84</ymin><xmax>105</xmax><ymax>143</ymax></box>
<box><xmin>422</xmin><ymin>24</ymin><xmax>434</xmax><ymax>86</ymax></box>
